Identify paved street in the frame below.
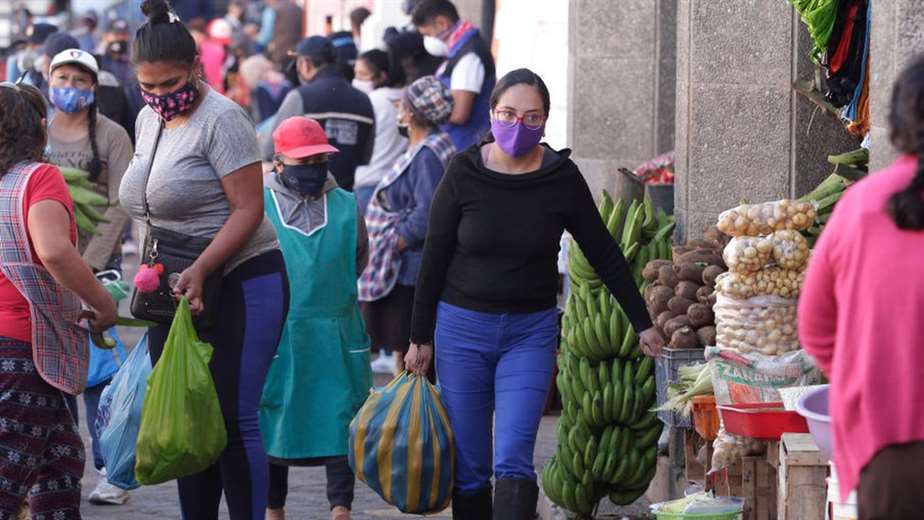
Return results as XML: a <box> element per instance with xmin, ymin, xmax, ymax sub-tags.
<box><xmin>71</xmin><ymin>254</ymin><xmax>650</xmax><ymax>519</ymax></box>
<box><xmin>75</xmin><ymin>378</ymin><xmax>548</xmax><ymax>519</ymax></box>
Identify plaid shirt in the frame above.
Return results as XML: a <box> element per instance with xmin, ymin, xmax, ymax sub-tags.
<box><xmin>0</xmin><ymin>162</ymin><xmax>88</xmax><ymax>395</ymax></box>
<box><xmin>358</xmin><ymin>133</ymin><xmax>455</xmax><ymax>302</ymax></box>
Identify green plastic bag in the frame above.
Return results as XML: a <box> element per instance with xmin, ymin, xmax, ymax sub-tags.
<box><xmin>135</xmin><ymin>297</ymin><xmax>227</xmax><ymax>485</ymax></box>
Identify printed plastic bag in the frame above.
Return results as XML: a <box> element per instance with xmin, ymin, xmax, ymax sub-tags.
<box><xmin>349</xmin><ymin>372</ymin><xmax>455</xmax><ymax>514</ymax></box>
<box><xmin>706</xmin><ymin>346</ymin><xmax>821</xmax><ymax>406</ymax></box>
<box><xmin>95</xmin><ymin>334</ymin><xmax>151</xmax><ymax>490</ymax></box>
<box><xmin>714</xmin><ymin>295</ymin><xmax>800</xmax><ymax>354</ymax></box>
<box><xmin>135</xmin><ymin>298</ymin><xmax>227</xmax><ymax>485</ymax></box>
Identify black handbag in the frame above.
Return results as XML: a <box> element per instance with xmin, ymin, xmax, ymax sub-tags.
<box><xmin>130</xmin><ymin>121</ymin><xmax>223</xmax><ymax>329</ymax></box>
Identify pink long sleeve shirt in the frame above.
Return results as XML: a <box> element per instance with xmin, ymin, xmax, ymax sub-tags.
<box><xmin>799</xmin><ymin>154</ymin><xmax>924</xmax><ymax>500</ymax></box>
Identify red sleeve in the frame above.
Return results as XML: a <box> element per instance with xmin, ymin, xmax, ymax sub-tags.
<box><xmin>23</xmin><ymin>164</ymin><xmax>77</xmax><ymax>246</ymax></box>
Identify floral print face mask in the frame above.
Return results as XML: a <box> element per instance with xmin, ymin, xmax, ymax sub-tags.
<box><xmin>140</xmin><ymin>77</ymin><xmax>199</xmax><ymax>122</ymax></box>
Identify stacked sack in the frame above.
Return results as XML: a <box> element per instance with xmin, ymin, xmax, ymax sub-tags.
<box><xmin>713</xmin><ymin>200</ymin><xmax>815</xmax><ymax>355</ymax></box>
<box><xmin>544</xmin><ymin>194</ymin><xmax>674</xmax><ymax>514</ymax></box>
<box><xmin>709</xmin><ymin>199</ymin><xmax>816</xmax><ymax>470</ymax></box>
<box><xmin>641</xmin><ymin>236</ymin><xmax>727</xmax><ymax>349</ymax></box>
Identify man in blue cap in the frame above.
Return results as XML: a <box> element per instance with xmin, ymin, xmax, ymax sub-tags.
<box><xmin>8</xmin><ymin>22</ymin><xmax>57</xmax><ymax>83</ymax></box>
<box><xmin>260</xmin><ymin>36</ymin><xmax>375</xmax><ymax>192</ymax></box>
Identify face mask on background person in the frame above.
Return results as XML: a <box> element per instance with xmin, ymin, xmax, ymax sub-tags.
<box><xmin>107</xmin><ymin>40</ymin><xmax>128</xmax><ymax>56</ymax></box>
<box><xmin>140</xmin><ymin>77</ymin><xmax>199</xmax><ymax>122</ymax></box>
<box><xmin>423</xmin><ymin>35</ymin><xmax>448</xmax><ymax>58</ymax></box>
<box><xmin>50</xmin><ymin>86</ymin><xmax>95</xmax><ymax>113</ymax></box>
<box><xmin>352</xmin><ymin>78</ymin><xmax>374</xmax><ymax>94</ymax></box>
<box><xmin>280</xmin><ymin>162</ymin><xmax>329</xmax><ymax>197</ymax></box>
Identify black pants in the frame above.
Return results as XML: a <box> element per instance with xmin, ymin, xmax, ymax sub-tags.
<box><xmin>268</xmin><ymin>457</ymin><xmax>355</xmax><ymax>510</ymax></box>
<box><xmin>859</xmin><ymin>441</ymin><xmax>924</xmax><ymax>520</ymax></box>
<box><xmin>148</xmin><ymin>251</ymin><xmax>289</xmax><ymax>520</ymax></box>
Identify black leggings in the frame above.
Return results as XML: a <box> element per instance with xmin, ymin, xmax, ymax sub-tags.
<box><xmin>148</xmin><ymin>250</ymin><xmax>289</xmax><ymax>520</ymax></box>
<box><xmin>268</xmin><ymin>457</ymin><xmax>356</xmax><ymax>510</ymax></box>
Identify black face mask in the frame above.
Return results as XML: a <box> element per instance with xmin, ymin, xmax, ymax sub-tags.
<box><xmin>280</xmin><ymin>163</ymin><xmax>328</xmax><ymax>197</ymax></box>
<box><xmin>397</xmin><ymin>122</ymin><xmax>409</xmax><ymax>139</ymax></box>
<box><xmin>107</xmin><ymin>40</ymin><xmax>128</xmax><ymax>56</ymax></box>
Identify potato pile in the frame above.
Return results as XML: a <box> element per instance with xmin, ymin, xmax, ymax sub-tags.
<box><xmin>717</xmin><ymin>200</ymin><xmax>817</xmax><ymax>237</ymax></box>
<box><xmin>714</xmin><ymin>296</ymin><xmax>800</xmax><ymax>355</ymax></box>
<box><xmin>713</xmin><ymin>198</ymin><xmax>816</xmax><ymax>356</ymax></box>
<box><xmin>642</xmin><ymin>236</ymin><xmax>727</xmax><ymax>349</ymax></box>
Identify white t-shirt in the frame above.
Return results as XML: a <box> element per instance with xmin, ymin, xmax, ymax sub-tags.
<box><xmin>440</xmin><ymin>52</ymin><xmax>486</xmax><ymax>94</ymax></box>
<box><xmin>354</xmin><ymin>87</ymin><xmax>408</xmax><ymax>188</ymax></box>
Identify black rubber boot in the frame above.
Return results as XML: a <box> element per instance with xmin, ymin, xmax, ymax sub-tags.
<box><xmin>493</xmin><ymin>478</ymin><xmax>539</xmax><ymax>520</ymax></box>
<box><xmin>451</xmin><ymin>488</ymin><xmax>492</xmax><ymax>520</ymax></box>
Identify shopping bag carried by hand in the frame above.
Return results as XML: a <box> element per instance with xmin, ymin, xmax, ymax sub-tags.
<box><xmin>349</xmin><ymin>372</ymin><xmax>455</xmax><ymax>514</ymax></box>
<box><xmin>95</xmin><ymin>333</ymin><xmax>152</xmax><ymax>490</ymax></box>
<box><xmin>135</xmin><ymin>297</ymin><xmax>227</xmax><ymax>485</ymax></box>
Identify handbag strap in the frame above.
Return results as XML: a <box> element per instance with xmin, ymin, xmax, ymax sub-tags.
<box><xmin>141</xmin><ymin>121</ymin><xmax>165</xmax><ymax>227</ymax></box>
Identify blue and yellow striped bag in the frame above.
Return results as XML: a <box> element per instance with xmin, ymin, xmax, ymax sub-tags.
<box><xmin>349</xmin><ymin>372</ymin><xmax>455</xmax><ymax>514</ymax></box>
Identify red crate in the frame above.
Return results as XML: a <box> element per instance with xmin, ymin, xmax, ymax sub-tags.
<box><xmin>717</xmin><ymin>402</ymin><xmax>808</xmax><ymax>440</ymax></box>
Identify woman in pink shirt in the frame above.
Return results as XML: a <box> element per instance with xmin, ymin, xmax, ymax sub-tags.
<box><xmin>800</xmin><ymin>55</ymin><xmax>924</xmax><ymax>520</ymax></box>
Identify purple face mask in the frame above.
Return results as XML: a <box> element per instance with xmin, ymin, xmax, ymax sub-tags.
<box><xmin>491</xmin><ymin>120</ymin><xmax>544</xmax><ymax>157</ymax></box>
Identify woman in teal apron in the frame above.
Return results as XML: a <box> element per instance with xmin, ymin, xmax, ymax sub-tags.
<box><xmin>260</xmin><ymin>116</ymin><xmax>371</xmax><ymax>520</ymax></box>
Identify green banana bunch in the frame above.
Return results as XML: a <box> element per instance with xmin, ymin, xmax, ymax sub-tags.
<box><xmin>799</xmin><ymin>172</ymin><xmax>850</xmax><ymax>247</ymax></box>
<box><xmin>60</xmin><ymin>167</ymin><xmax>110</xmax><ymax>236</ymax></box>
<box><xmin>548</xmin><ymin>190</ymin><xmax>675</xmax><ymax>514</ymax></box>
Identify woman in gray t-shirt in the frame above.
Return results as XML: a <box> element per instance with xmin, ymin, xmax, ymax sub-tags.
<box><xmin>119</xmin><ymin>2</ymin><xmax>288</xmax><ymax>518</ymax></box>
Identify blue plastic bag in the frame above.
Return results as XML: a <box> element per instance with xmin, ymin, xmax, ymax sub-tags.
<box><xmin>349</xmin><ymin>372</ymin><xmax>455</xmax><ymax>514</ymax></box>
<box><xmin>95</xmin><ymin>333</ymin><xmax>151</xmax><ymax>490</ymax></box>
<box><xmin>87</xmin><ymin>327</ymin><xmax>127</xmax><ymax>388</ymax></box>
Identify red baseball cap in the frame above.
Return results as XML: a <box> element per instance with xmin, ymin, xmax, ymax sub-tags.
<box><xmin>272</xmin><ymin>117</ymin><xmax>339</xmax><ymax>159</ymax></box>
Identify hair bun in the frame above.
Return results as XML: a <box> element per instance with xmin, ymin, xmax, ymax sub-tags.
<box><xmin>141</xmin><ymin>0</ymin><xmax>172</xmax><ymax>24</ymax></box>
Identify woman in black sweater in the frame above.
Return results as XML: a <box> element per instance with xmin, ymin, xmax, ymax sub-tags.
<box><xmin>405</xmin><ymin>69</ymin><xmax>665</xmax><ymax>520</ymax></box>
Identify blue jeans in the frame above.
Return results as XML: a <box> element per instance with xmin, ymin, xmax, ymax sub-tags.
<box><xmin>434</xmin><ymin>302</ymin><xmax>557</xmax><ymax>495</ymax></box>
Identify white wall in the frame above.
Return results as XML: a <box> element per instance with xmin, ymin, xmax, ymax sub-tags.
<box><xmin>493</xmin><ymin>0</ymin><xmax>569</xmax><ymax>150</ymax></box>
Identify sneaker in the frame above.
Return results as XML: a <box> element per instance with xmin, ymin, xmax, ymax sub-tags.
<box><xmin>370</xmin><ymin>352</ymin><xmax>396</xmax><ymax>375</ymax></box>
<box><xmin>88</xmin><ymin>478</ymin><xmax>130</xmax><ymax>505</ymax></box>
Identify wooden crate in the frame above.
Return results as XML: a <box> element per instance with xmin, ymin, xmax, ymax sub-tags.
<box><xmin>741</xmin><ymin>455</ymin><xmax>778</xmax><ymax>520</ymax></box>
<box><xmin>710</xmin><ymin>454</ymin><xmax>777</xmax><ymax>520</ymax></box>
<box><xmin>684</xmin><ymin>428</ymin><xmax>715</xmax><ymax>485</ymax></box>
<box><xmin>777</xmin><ymin>433</ymin><xmax>827</xmax><ymax>520</ymax></box>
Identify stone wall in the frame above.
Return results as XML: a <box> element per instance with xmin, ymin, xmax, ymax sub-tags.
<box><xmin>673</xmin><ymin>0</ymin><xmax>859</xmax><ymax>241</ymax></box>
<box><xmin>869</xmin><ymin>0</ymin><xmax>924</xmax><ymax>171</ymax></box>
<box><xmin>567</xmin><ymin>0</ymin><xmax>679</xmax><ymax>201</ymax></box>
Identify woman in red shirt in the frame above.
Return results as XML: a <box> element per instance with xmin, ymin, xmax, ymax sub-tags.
<box><xmin>0</xmin><ymin>82</ymin><xmax>117</xmax><ymax>518</ymax></box>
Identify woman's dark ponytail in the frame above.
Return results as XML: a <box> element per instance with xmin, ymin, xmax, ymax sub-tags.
<box><xmin>886</xmin><ymin>54</ymin><xmax>924</xmax><ymax>230</ymax></box>
<box><xmin>133</xmin><ymin>0</ymin><xmax>198</xmax><ymax>66</ymax></box>
<box><xmin>86</xmin><ymin>102</ymin><xmax>102</xmax><ymax>182</ymax></box>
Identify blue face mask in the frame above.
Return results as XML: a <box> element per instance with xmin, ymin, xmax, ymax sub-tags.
<box><xmin>280</xmin><ymin>163</ymin><xmax>329</xmax><ymax>197</ymax></box>
<box><xmin>50</xmin><ymin>86</ymin><xmax>95</xmax><ymax>114</ymax></box>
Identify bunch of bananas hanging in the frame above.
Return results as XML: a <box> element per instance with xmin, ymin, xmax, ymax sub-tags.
<box><xmin>60</xmin><ymin>167</ymin><xmax>109</xmax><ymax>236</ymax></box>
<box><xmin>543</xmin><ymin>193</ymin><xmax>674</xmax><ymax>515</ymax></box>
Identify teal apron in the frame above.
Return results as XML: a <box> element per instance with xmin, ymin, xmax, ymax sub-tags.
<box><xmin>260</xmin><ymin>187</ymin><xmax>372</xmax><ymax>459</ymax></box>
